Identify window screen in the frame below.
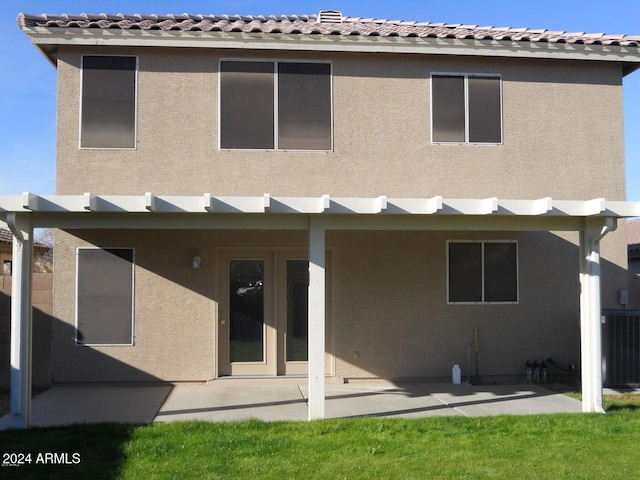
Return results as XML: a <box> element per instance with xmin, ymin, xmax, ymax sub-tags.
<box><xmin>468</xmin><ymin>76</ymin><xmax>502</xmax><ymax>143</ymax></box>
<box><xmin>278</xmin><ymin>63</ymin><xmax>332</xmax><ymax>150</ymax></box>
<box><xmin>220</xmin><ymin>61</ymin><xmax>275</xmax><ymax>149</ymax></box>
<box><xmin>220</xmin><ymin>60</ymin><xmax>332</xmax><ymax>150</ymax></box>
<box><xmin>448</xmin><ymin>242</ymin><xmax>482</xmax><ymax>302</ymax></box>
<box><xmin>81</xmin><ymin>56</ymin><xmax>137</xmax><ymax>148</ymax></box>
<box><xmin>432</xmin><ymin>74</ymin><xmax>502</xmax><ymax>144</ymax></box>
<box><xmin>484</xmin><ymin>242</ymin><xmax>518</xmax><ymax>302</ymax></box>
<box><xmin>432</xmin><ymin>75</ymin><xmax>465</xmax><ymax>143</ymax></box>
<box><xmin>448</xmin><ymin>242</ymin><xmax>517</xmax><ymax>303</ymax></box>
<box><xmin>76</xmin><ymin>248</ymin><xmax>134</xmax><ymax>345</ymax></box>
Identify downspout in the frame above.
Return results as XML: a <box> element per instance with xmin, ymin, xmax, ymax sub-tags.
<box><xmin>7</xmin><ymin>212</ymin><xmax>25</xmax><ymax>242</ymax></box>
<box><xmin>593</xmin><ymin>217</ymin><xmax>617</xmax><ymax>246</ymax></box>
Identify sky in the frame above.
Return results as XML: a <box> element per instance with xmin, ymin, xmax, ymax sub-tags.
<box><xmin>1</xmin><ymin>0</ymin><xmax>639</xmax><ymax>200</ymax></box>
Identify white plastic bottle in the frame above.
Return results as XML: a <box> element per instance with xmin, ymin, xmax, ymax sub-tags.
<box><xmin>452</xmin><ymin>362</ymin><xmax>461</xmax><ymax>385</ymax></box>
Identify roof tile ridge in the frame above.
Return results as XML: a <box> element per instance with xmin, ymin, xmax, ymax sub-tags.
<box><xmin>228</xmin><ymin>19</ymin><xmax>247</xmax><ymax>32</ymax></box>
<box><xmin>261</xmin><ymin>18</ymin><xmax>283</xmax><ymax>33</ymax></box>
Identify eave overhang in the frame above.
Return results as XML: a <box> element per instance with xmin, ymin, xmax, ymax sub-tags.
<box><xmin>21</xmin><ymin>26</ymin><xmax>640</xmax><ymax>73</ymax></box>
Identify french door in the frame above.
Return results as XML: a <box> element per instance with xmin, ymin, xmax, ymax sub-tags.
<box><xmin>217</xmin><ymin>250</ymin><xmax>331</xmax><ymax>376</ymax></box>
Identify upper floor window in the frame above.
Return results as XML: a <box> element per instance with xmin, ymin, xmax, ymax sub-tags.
<box><xmin>447</xmin><ymin>241</ymin><xmax>518</xmax><ymax>303</ymax></box>
<box><xmin>81</xmin><ymin>55</ymin><xmax>137</xmax><ymax>149</ymax></box>
<box><xmin>431</xmin><ymin>74</ymin><xmax>502</xmax><ymax>144</ymax></box>
<box><xmin>219</xmin><ymin>60</ymin><xmax>332</xmax><ymax>151</ymax></box>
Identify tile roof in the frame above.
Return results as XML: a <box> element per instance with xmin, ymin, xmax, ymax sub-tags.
<box><xmin>0</xmin><ymin>229</ymin><xmax>13</xmax><ymax>245</ymax></box>
<box><xmin>17</xmin><ymin>12</ymin><xmax>640</xmax><ymax>48</ymax></box>
<box><xmin>0</xmin><ymin>229</ymin><xmax>50</xmax><ymax>250</ymax></box>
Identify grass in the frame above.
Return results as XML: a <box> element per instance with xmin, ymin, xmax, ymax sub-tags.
<box><xmin>1</xmin><ymin>395</ymin><xmax>640</xmax><ymax>479</ymax></box>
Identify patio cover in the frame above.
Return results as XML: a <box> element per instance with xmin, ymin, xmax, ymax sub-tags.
<box><xmin>3</xmin><ymin>192</ymin><xmax>640</xmax><ymax>428</ymax></box>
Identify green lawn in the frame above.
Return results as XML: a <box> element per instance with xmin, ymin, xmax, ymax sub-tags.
<box><xmin>1</xmin><ymin>396</ymin><xmax>639</xmax><ymax>479</ymax></box>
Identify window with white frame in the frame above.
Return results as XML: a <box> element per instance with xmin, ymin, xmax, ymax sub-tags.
<box><xmin>219</xmin><ymin>60</ymin><xmax>332</xmax><ymax>150</ymax></box>
<box><xmin>447</xmin><ymin>241</ymin><xmax>518</xmax><ymax>303</ymax></box>
<box><xmin>431</xmin><ymin>74</ymin><xmax>502</xmax><ymax>144</ymax></box>
<box><xmin>81</xmin><ymin>55</ymin><xmax>137</xmax><ymax>149</ymax></box>
<box><xmin>76</xmin><ymin>248</ymin><xmax>134</xmax><ymax>345</ymax></box>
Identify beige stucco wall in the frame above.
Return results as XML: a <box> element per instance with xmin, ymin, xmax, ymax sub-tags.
<box><xmin>1</xmin><ymin>273</ymin><xmax>52</xmax><ymax>388</ymax></box>
<box><xmin>55</xmin><ymin>47</ymin><xmax>626</xmax><ymax>202</ymax></box>
<box><xmin>52</xmin><ymin>228</ymin><xmax>594</xmax><ymax>382</ymax></box>
<box><xmin>53</xmin><ymin>229</ymin><xmax>217</xmax><ymax>382</ymax></box>
<box><xmin>331</xmin><ymin>230</ymin><xmax>583</xmax><ymax>380</ymax></box>
<box><xmin>51</xmin><ymin>46</ymin><xmax>631</xmax><ymax>382</ymax></box>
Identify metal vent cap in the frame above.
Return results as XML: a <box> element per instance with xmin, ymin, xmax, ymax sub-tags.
<box><xmin>317</xmin><ymin>10</ymin><xmax>343</xmax><ymax>24</ymax></box>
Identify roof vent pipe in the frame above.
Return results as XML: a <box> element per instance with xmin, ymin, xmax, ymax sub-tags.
<box><xmin>317</xmin><ymin>10</ymin><xmax>343</xmax><ymax>24</ymax></box>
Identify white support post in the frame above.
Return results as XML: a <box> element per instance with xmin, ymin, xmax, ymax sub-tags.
<box><xmin>308</xmin><ymin>215</ymin><xmax>326</xmax><ymax>420</ymax></box>
<box><xmin>7</xmin><ymin>212</ymin><xmax>33</xmax><ymax>428</ymax></box>
<box><xmin>579</xmin><ymin>217</ymin><xmax>614</xmax><ymax>414</ymax></box>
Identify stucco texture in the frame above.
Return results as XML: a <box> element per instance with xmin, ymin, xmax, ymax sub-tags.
<box><xmin>51</xmin><ymin>46</ymin><xmax>630</xmax><ymax>382</ymax></box>
<box><xmin>51</xmin><ymin>228</ymin><xmax>609</xmax><ymax>382</ymax></box>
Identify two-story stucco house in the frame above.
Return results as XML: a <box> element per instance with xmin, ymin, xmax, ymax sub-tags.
<box><xmin>5</xmin><ymin>10</ymin><xmax>640</xmax><ymax>426</ymax></box>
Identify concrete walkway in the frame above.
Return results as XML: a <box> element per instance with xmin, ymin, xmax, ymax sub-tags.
<box><xmin>0</xmin><ymin>381</ymin><xmax>582</xmax><ymax>429</ymax></box>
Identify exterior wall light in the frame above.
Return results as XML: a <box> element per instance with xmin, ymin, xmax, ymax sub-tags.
<box><xmin>192</xmin><ymin>256</ymin><xmax>201</xmax><ymax>269</ymax></box>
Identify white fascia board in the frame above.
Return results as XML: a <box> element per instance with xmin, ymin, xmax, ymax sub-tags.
<box><xmin>22</xmin><ymin>27</ymin><xmax>640</xmax><ymax>66</ymax></box>
<box><xmin>27</xmin><ymin>210</ymin><xmax>586</xmax><ymax>231</ymax></box>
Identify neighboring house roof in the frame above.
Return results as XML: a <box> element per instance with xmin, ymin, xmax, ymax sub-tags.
<box><xmin>0</xmin><ymin>228</ymin><xmax>50</xmax><ymax>251</ymax></box>
<box><xmin>18</xmin><ymin>12</ymin><xmax>640</xmax><ymax>74</ymax></box>
<box><xmin>629</xmin><ymin>219</ymin><xmax>640</xmax><ymax>257</ymax></box>
<box><xmin>0</xmin><ymin>229</ymin><xmax>13</xmax><ymax>246</ymax></box>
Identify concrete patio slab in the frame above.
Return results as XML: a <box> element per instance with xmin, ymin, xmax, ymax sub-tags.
<box><xmin>155</xmin><ymin>382</ymin><xmax>308</xmax><ymax>423</ymax></box>
<box><xmin>300</xmin><ymin>382</ymin><xmax>460</xmax><ymax>418</ymax></box>
<box><xmin>417</xmin><ymin>383</ymin><xmax>583</xmax><ymax>416</ymax></box>
<box><xmin>0</xmin><ymin>384</ymin><xmax>172</xmax><ymax>429</ymax></box>
<box><xmin>0</xmin><ymin>381</ymin><xmax>583</xmax><ymax>429</ymax></box>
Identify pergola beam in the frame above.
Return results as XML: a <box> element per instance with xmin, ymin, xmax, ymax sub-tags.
<box><xmin>3</xmin><ymin>193</ymin><xmax>636</xmax><ymax>425</ymax></box>
<box><xmin>2</xmin><ymin>193</ymin><xmax>640</xmax><ymax>217</ymax></box>
<box><xmin>16</xmin><ymin>211</ymin><xmax>587</xmax><ymax>232</ymax></box>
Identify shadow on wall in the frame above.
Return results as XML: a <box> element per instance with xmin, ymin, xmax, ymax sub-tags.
<box><xmin>0</xmin><ymin>274</ymin><xmax>54</xmax><ymax>390</ymax></box>
<box><xmin>1</xmin><ymin>276</ymin><xmax>167</xmax><ymax>390</ymax></box>
<box><xmin>52</xmin><ymin>228</ymin><xmax>635</xmax><ymax>385</ymax></box>
<box><xmin>330</xmin><ymin>229</ymin><xmax>633</xmax><ymax>382</ymax></box>
<box><xmin>53</xmin><ymin>229</ymin><xmax>218</xmax><ymax>383</ymax></box>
